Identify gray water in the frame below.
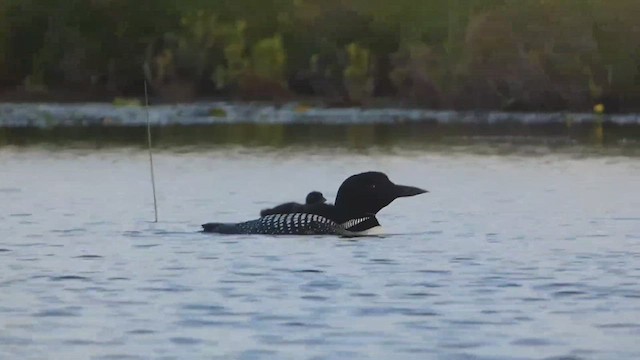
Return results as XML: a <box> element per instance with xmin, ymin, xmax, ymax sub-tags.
<box><xmin>1</xmin><ymin>146</ymin><xmax>640</xmax><ymax>360</ymax></box>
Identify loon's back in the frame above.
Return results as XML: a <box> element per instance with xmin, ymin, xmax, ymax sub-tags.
<box><xmin>202</xmin><ymin>213</ymin><xmax>347</xmax><ymax>235</ymax></box>
<box><xmin>201</xmin><ymin>212</ymin><xmax>378</xmax><ymax>235</ymax></box>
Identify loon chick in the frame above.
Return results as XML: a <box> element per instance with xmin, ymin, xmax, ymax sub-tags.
<box><xmin>201</xmin><ymin>171</ymin><xmax>427</xmax><ymax>235</ymax></box>
<box><xmin>260</xmin><ymin>191</ymin><xmax>327</xmax><ymax>217</ymax></box>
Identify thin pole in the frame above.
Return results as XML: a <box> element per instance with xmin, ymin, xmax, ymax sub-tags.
<box><xmin>144</xmin><ymin>80</ymin><xmax>158</xmax><ymax>222</ymax></box>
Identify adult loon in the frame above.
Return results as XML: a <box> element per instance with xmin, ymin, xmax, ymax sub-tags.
<box><xmin>201</xmin><ymin>171</ymin><xmax>427</xmax><ymax>236</ymax></box>
<box><xmin>260</xmin><ymin>191</ymin><xmax>327</xmax><ymax>217</ymax></box>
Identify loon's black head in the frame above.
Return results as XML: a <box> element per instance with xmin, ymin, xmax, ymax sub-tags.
<box><xmin>305</xmin><ymin>191</ymin><xmax>327</xmax><ymax>205</ymax></box>
<box><xmin>335</xmin><ymin>171</ymin><xmax>427</xmax><ymax>216</ymax></box>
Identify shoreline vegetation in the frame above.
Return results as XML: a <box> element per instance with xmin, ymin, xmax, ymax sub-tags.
<box><xmin>1</xmin><ymin>1</ymin><xmax>640</xmax><ymax>113</ymax></box>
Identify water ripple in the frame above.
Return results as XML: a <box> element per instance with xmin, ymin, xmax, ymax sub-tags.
<box><xmin>33</xmin><ymin>306</ymin><xmax>82</xmax><ymax>317</ymax></box>
<box><xmin>49</xmin><ymin>275</ymin><xmax>91</xmax><ymax>282</ymax></box>
<box><xmin>73</xmin><ymin>254</ymin><xmax>103</xmax><ymax>259</ymax></box>
<box><xmin>169</xmin><ymin>337</ymin><xmax>203</xmax><ymax>345</ymax></box>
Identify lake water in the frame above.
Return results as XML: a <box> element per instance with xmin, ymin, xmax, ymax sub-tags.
<box><xmin>1</xmin><ymin>144</ymin><xmax>640</xmax><ymax>360</ymax></box>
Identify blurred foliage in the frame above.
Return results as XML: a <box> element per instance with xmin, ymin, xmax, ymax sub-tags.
<box><xmin>389</xmin><ymin>43</ymin><xmax>443</xmax><ymax>107</ymax></box>
<box><xmin>1</xmin><ymin>0</ymin><xmax>640</xmax><ymax>111</ymax></box>
<box><xmin>344</xmin><ymin>43</ymin><xmax>373</xmax><ymax>102</ymax></box>
<box><xmin>251</xmin><ymin>34</ymin><xmax>286</xmax><ymax>84</ymax></box>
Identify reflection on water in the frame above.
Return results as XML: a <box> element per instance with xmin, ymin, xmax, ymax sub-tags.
<box><xmin>1</xmin><ymin>147</ymin><xmax>640</xmax><ymax>359</ymax></box>
<box><xmin>2</xmin><ymin>123</ymin><xmax>640</xmax><ymax>155</ymax></box>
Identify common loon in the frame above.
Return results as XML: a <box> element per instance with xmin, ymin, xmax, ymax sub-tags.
<box><xmin>201</xmin><ymin>171</ymin><xmax>427</xmax><ymax>236</ymax></box>
<box><xmin>260</xmin><ymin>191</ymin><xmax>327</xmax><ymax>217</ymax></box>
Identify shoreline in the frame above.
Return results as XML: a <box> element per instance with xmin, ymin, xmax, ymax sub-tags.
<box><xmin>1</xmin><ymin>101</ymin><xmax>639</xmax><ymax>128</ymax></box>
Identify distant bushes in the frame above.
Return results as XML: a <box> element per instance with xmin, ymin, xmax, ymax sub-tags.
<box><xmin>1</xmin><ymin>0</ymin><xmax>639</xmax><ymax>112</ymax></box>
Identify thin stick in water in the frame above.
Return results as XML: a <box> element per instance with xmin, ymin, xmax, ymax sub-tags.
<box><xmin>144</xmin><ymin>80</ymin><xmax>159</xmax><ymax>222</ymax></box>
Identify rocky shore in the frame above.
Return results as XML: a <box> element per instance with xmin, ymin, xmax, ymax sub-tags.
<box><xmin>1</xmin><ymin>102</ymin><xmax>639</xmax><ymax>128</ymax></box>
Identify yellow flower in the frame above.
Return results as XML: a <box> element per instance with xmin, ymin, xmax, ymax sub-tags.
<box><xmin>593</xmin><ymin>103</ymin><xmax>605</xmax><ymax>114</ymax></box>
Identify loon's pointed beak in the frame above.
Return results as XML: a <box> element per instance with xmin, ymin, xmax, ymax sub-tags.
<box><xmin>393</xmin><ymin>184</ymin><xmax>428</xmax><ymax>198</ymax></box>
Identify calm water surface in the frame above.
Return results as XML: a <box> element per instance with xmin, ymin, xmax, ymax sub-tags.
<box><xmin>1</xmin><ymin>146</ymin><xmax>640</xmax><ymax>360</ymax></box>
